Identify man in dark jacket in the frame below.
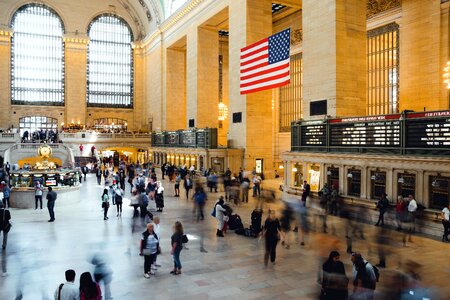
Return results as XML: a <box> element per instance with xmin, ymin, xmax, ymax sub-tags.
<box><xmin>375</xmin><ymin>193</ymin><xmax>389</xmax><ymax>227</ymax></box>
<box><xmin>0</xmin><ymin>202</ymin><xmax>11</xmax><ymax>249</ymax></box>
<box><xmin>46</xmin><ymin>187</ymin><xmax>57</xmax><ymax>222</ymax></box>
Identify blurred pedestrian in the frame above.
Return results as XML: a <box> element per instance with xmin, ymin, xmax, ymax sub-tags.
<box><xmin>395</xmin><ymin>196</ymin><xmax>406</xmax><ymax>231</ymax></box>
<box><xmin>183</xmin><ymin>174</ymin><xmax>193</xmax><ymax>200</ymax></box>
<box><xmin>280</xmin><ymin>203</ymin><xmax>295</xmax><ymax>249</ymax></box>
<box><xmin>193</xmin><ymin>185</ymin><xmax>207</xmax><ymax>221</ymax></box>
<box><xmin>350</xmin><ymin>253</ymin><xmax>377</xmax><ymax>300</ymax></box>
<box><xmin>262</xmin><ymin>209</ymin><xmax>280</xmax><ymax>267</ymax></box>
<box><xmin>441</xmin><ymin>203</ymin><xmax>450</xmax><ymax>242</ymax></box>
<box><xmin>2</xmin><ymin>181</ymin><xmax>10</xmax><ymax>208</ymax></box>
<box><xmin>214</xmin><ymin>197</ymin><xmax>226</xmax><ymax>237</ymax></box>
<box><xmin>34</xmin><ymin>180</ymin><xmax>44</xmax><ymax>210</ymax></box>
<box><xmin>0</xmin><ymin>202</ymin><xmax>11</xmax><ymax>250</ymax></box>
<box><xmin>91</xmin><ymin>253</ymin><xmax>113</xmax><ymax>300</ymax></box>
<box><xmin>320</xmin><ymin>251</ymin><xmax>348</xmax><ymax>300</ymax></box>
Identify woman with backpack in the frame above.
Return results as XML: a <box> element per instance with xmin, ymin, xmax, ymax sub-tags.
<box><xmin>101</xmin><ymin>189</ymin><xmax>110</xmax><ymax>220</ymax></box>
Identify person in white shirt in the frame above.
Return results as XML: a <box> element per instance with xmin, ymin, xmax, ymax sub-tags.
<box><xmin>54</xmin><ymin>269</ymin><xmax>79</xmax><ymax>300</ymax></box>
<box><xmin>442</xmin><ymin>204</ymin><xmax>450</xmax><ymax>242</ymax></box>
<box><xmin>215</xmin><ymin>197</ymin><xmax>227</xmax><ymax>237</ymax></box>
<box><xmin>153</xmin><ymin>216</ymin><xmax>162</xmax><ymax>267</ymax></box>
<box><xmin>407</xmin><ymin>195</ymin><xmax>418</xmax><ymax>232</ymax></box>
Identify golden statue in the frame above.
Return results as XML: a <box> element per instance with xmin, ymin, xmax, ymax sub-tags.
<box><xmin>34</xmin><ymin>145</ymin><xmax>56</xmax><ymax>170</ymax></box>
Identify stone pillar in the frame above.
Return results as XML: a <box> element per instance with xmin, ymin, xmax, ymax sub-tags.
<box><xmin>134</xmin><ymin>45</ymin><xmax>146</xmax><ymax>131</ymax></box>
<box><xmin>229</xmin><ymin>0</ymin><xmax>273</xmax><ymax>175</ymax></box>
<box><xmin>302</xmin><ymin>0</ymin><xmax>366</xmax><ymax>119</ymax></box>
<box><xmin>0</xmin><ymin>28</ymin><xmax>12</xmax><ymax>130</ymax></box>
<box><xmin>166</xmin><ymin>48</ymin><xmax>186</xmax><ymax>130</ymax></box>
<box><xmin>186</xmin><ymin>27</ymin><xmax>219</xmax><ymax>128</ymax></box>
<box><xmin>400</xmin><ymin>0</ymin><xmax>442</xmax><ymax>111</ymax></box>
<box><xmin>64</xmin><ymin>35</ymin><xmax>88</xmax><ymax>126</ymax></box>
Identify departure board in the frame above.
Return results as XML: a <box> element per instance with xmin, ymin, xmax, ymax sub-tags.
<box><xmin>300</xmin><ymin>121</ymin><xmax>327</xmax><ymax>146</ymax></box>
<box><xmin>330</xmin><ymin>120</ymin><xmax>400</xmax><ymax>147</ymax></box>
<box><xmin>165</xmin><ymin>132</ymin><xmax>179</xmax><ymax>146</ymax></box>
<box><xmin>406</xmin><ymin>111</ymin><xmax>450</xmax><ymax>148</ymax></box>
<box><xmin>180</xmin><ymin>131</ymin><xmax>196</xmax><ymax>147</ymax></box>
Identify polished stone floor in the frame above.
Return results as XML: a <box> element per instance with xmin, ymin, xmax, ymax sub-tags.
<box><xmin>1</xmin><ymin>174</ymin><xmax>449</xmax><ymax>300</ymax></box>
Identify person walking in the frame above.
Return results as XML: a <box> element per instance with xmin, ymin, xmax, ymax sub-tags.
<box><xmin>321</xmin><ymin>251</ymin><xmax>348</xmax><ymax>300</ymax></box>
<box><xmin>407</xmin><ymin>195</ymin><xmax>418</xmax><ymax>232</ymax></box>
<box><xmin>153</xmin><ymin>217</ymin><xmax>162</xmax><ymax>268</ymax></box>
<box><xmin>115</xmin><ymin>187</ymin><xmax>123</xmax><ymax>217</ymax></box>
<box><xmin>35</xmin><ymin>181</ymin><xmax>44</xmax><ymax>210</ymax></box>
<box><xmin>81</xmin><ymin>165</ymin><xmax>88</xmax><ymax>182</ymax></box>
<box><xmin>174</xmin><ymin>172</ymin><xmax>181</xmax><ymax>197</ymax></box>
<box><xmin>140</xmin><ymin>223</ymin><xmax>159</xmax><ymax>278</ymax></box>
<box><xmin>183</xmin><ymin>174</ymin><xmax>193</xmax><ymax>200</ymax></box>
<box><xmin>2</xmin><ymin>181</ymin><xmax>10</xmax><ymax>209</ymax></box>
<box><xmin>214</xmin><ymin>197</ymin><xmax>227</xmax><ymax>237</ymax></box>
<box><xmin>101</xmin><ymin>189</ymin><xmax>110</xmax><ymax>220</ymax></box>
<box><xmin>241</xmin><ymin>178</ymin><xmax>250</xmax><ymax>203</ymax></box>
<box><xmin>0</xmin><ymin>202</ymin><xmax>11</xmax><ymax>250</ymax></box>
<box><xmin>442</xmin><ymin>204</ymin><xmax>450</xmax><ymax>242</ymax></box>
<box><xmin>350</xmin><ymin>253</ymin><xmax>377</xmax><ymax>300</ymax></box>
<box><xmin>79</xmin><ymin>272</ymin><xmax>101</xmax><ymax>300</ymax></box>
<box><xmin>170</xmin><ymin>221</ymin><xmax>184</xmax><ymax>275</ymax></box>
<box><xmin>91</xmin><ymin>253</ymin><xmax>112</xmax><ymax>300</ymax></box>
<box><xmin>54</xmin><ymin>269</ymin><xmax>79</xmax><ymax>300</ymax></box>
<box><xmin>96</xmin><ymin>168</ymin><xmax>102</xmax><ymax>185</ymax></box>
<box><xmin>193</xmin><ymin>185</ymin><xmax>207</xmax><ymax>221</ymax></box>
<box><xmin>47</xmin><ymin>186</ymin><xmax>57</xmax><ymax>222</ymax></box>
<box><xmin>280</xmin><ymin>203</ymin><xmax>294</xmax><ymax>249</ymax></box>
<box><xmin>375</xmin><ymin>193</ymin><xmax>389</xmax><ymax>227</ymax></box>
<box><xmin>395</xmin><ymin>196</ymin><xmax>406</xmax><ymax>231</ymax></box>
<box><xmin>262</xmin><ymin>210</ymin><xmax>281</xmax><ymax>267</ymax></box>
<box><xmin>252</xmin><ymin>175</ymin><xmax>261</xmax><ymax>197</ymax></box>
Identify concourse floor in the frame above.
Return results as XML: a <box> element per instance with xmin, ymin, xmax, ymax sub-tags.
<box><xmin>1</xmin><ymin>174</ymin><xmax>449</xmax><ymax>300</ymax></box>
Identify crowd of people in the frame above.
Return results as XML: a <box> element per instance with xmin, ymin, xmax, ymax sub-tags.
<box><xmin>21</xmin><ymin>129</ymin><xmax>59</xmax><ymax>144</ymax></box>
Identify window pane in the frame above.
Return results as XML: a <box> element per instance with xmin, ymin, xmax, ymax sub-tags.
<box><xmin>11</xmin><ymin>4</ymin><xmax>65</xmax><ymax>105</ymax></box>
<box><xmin>279</xmin><ymin>53</ymin><xmax>302</xmax><ymax>132</ymax></box>
<box><xmin>87</xmin><ymin>15</ymin><xmax>133</xmax><ymax>108</ymax></box>
<box><xmin>367</xmin><ymin>23</ymin><xmax>399</xmax><ymax>115</ymax></box>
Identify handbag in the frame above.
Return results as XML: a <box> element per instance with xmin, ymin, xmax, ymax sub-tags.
<box><xmin>182</xmin><ymin>234</ymin><xmax>189</xmax><ymax>243</ymax></box>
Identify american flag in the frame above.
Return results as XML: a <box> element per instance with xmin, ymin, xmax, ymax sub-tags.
<box><xmin>240</xmin><ymin>28</ymin><xmax>291</xmax><ymax>95</ymax></box>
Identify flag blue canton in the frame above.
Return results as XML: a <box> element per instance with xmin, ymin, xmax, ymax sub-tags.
<box><xmin>268</xmin><ymin>28</ymin><xmax>291</xmax><ymax>64</ymax></box>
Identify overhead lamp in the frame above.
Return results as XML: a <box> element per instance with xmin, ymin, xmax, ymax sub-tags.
<box><xmin>347</xmin><ymin>172</ymin><xmax>353</xmax><ymax>178</ymax></box>
<box><xmin>279</xmin><ymin>165</ymin><xmax>284</xmax><ymax>169</ymax></box>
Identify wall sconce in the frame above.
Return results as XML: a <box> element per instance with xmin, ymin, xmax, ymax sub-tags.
<box><xmin>60</xmin><ymin>122</ymin><xmax>64</xmax><ymax>126</ymax></box>
<box><xmin>444</xmin><ymin>61</ymin><xmax>450</xmax><ymax>89</ymax></box>
<box><xmin>292</xmin><ymin>167</ymin><xmax>298</xmax><ymax>172</ymax></box>
<box><xmin>326</xmin><ymin>170</ymin><xmax>332</xmax><ymax>176</ymax></box>
<box><xmin>347</xmin><ymin>172</ymin><xmax>353</xmax><ymax>178</ymax></box>
<box><xmin>398</xmin><ymin>176</ymin><xmax>405</xmax><ymax>184</ymax></box>
<box><xmin>279</xmin><ymin>165</ymin><xmax>284</xmax><ymax>169</ymax></box>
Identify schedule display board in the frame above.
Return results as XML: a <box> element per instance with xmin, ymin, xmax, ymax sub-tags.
<box><xmin>151</xmin><ymin>128</ymin><xmax>218</xmax><ymax>149</ymax></box>
<box><xmin>406</xmin><ymin>111</ymin><xmax>450</xmax><ymax>148</ymax></box>
<box><xmin>329</xmin><ymin>114</ymin><xmax>401</xmax><ymax>147</ymax></box>
<box><xmin>291</xmin><ymin>110</ymin><xmax>450</xmax><ymax>156</ymax></box>
<box><xmin>179</xmin><ymin>130</ymin><xmax>196</xmax><ymax>147</ymax></box>
<box><xmin>299</xmin><ymin>120</ymin><xmax>327</xmax><ymax>147</ymax></box>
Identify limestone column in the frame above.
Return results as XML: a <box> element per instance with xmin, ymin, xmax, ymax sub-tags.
<box><xmin>186</xmin><ymin>27</ymin><xmax>219</xmax><ymax>128</ymax></box>
<box><xmin>0</xmin><ymin>29</ymin><xmax>12</xmax><ymax>130</ymax></box>
<box><xmin>229</xmin><ymin>0</ymin><xmax>273</xmax><ymax>175</ymax></box>
<box><xmin>166</xmin><ymin>48</ymin><xmax>186</xmax><ymax>130</ymax></box>
<box><xmin>134</xmin><ymin>45</ymin><xmax>146</xmax><ymax>131</ymax></box>
<box><xmin>302</xmin><ymin>0</ymin><xmax>366</xmax><ymax>119</ymax></box>
<box><xmin>64</xmin><ymin>35</ymin><xmax>88</xmax><ymax>126</ymax></box>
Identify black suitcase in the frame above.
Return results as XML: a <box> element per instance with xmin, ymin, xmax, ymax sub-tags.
<box><xmin>250</xmin><ymin>209</ymin><xmax>262</xmax><ymax>235</ymax></box>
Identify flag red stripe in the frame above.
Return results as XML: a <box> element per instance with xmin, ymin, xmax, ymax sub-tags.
<box><xmin>240</xmin><ymin>45</ymin><xmax>269</xmax><ymax>59</ymax></box>
<box><xmin>240</xmin><ymin>80</ymin><xmax>291</xmax><ymax>95</ymax></box>
<box><xmin>240</xmin><ymin>62</ymin><xmax>290</xmax><ymax>81</ymax></box>
<box><xmin>241</xmin><ymin>37</ymin><xmax>268</xmax><ymax>52</ymax></box>
<box><xmin>240</xmin><ymin>54</ymin><xmax>268</xmax><ymax>68</ymax></box>
<box><xmin>240</xmin><ymin>70</ymin><xmax>290</xmax><ymax>88</ymax></box>
<box><xmin>240</xmin><ymin>61</ymin><xmax>268</xmax><ymax>73</ymax></box>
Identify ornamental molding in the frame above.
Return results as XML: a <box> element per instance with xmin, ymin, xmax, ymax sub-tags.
<box><xmin>367</xmin><ymin>0</ymin><xmax>401</xmax><ymax>19</ymax></box>
<box><xmin>290</xmin><ymin>29</ymin><xmax>302</xmax><ymax>46</ymax></box>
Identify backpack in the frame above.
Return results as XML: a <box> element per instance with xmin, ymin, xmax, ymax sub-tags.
<box><xmin>211</xmin><ymin>206</ymin><xmax>216</xmax><ymax>217</ymax></box>
<box><xmin>366</xmin><ymin>262</ymin><xmax>380</xmax><ymax>282</ymax></box>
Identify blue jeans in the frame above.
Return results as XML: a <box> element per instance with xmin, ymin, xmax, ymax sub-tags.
<box><xmin>173</xmin><ymin>248</ymin><xmax>182</xmax><ymax>269</ymax></box>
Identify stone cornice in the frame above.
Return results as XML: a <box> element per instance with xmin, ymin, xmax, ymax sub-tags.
<box><xmin>0</xmin><ymin>27</ymin><xmax>13</xmax><ymax>45</ymax></box>
<box><xmin>367</xmin><ymin>0</ymin><xmax>401</xmax><ymax>19</ymax></box>
<box><xmin>63</xmin><ymin>34</ymin><xmax>89</xmax><ymax>50</ymax></box>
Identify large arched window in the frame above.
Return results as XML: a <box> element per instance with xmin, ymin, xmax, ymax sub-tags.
<box><xmin>87</xmin><ymin>14</ymin><xmax>133</xmax><ymax>108</ymax></box>
<box><xmin>10</xmin><ymin>4</ymin><xmax>65</xmax><ymax>105</ymax></box>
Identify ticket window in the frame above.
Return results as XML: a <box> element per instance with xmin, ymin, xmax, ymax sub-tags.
<box><xmin>347</xmin><ymin>169</ymin><xmax>361</xmax><ymax>197</ymax></box>
<box><xmin>292</xmin><ymin>163</ymin><xmax>303</xmax><ymax>187</ymax></box>
<box><xmin>397</xmin><ymin>173</ymin><xmax>416</xmax><ymax>198</ymax></box>
<box><xmin>370</xmin><ymin>171</ymin><xmax>386</xmax><ymax>200</ymax></box>
<box><xmin>429</xmin><ymin>176</ymin><xmax>450</xmax><ymax>209</ymax></box>
<box><xmin>308</xmin><ymin>165</ymin><xmax>320</xmax><ymax>192</ymax></box>
<box><xmin>327</xmin><ymin>167</ymin><xmax>339</xmax><ymax>190</ymax></box>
